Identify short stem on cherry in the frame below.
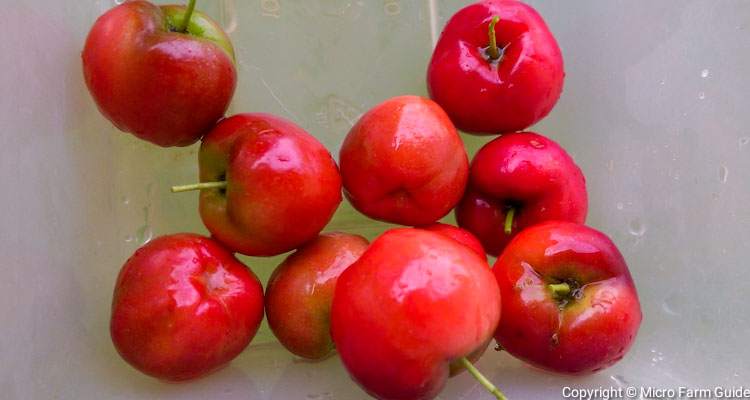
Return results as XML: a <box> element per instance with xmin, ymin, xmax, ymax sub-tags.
<box><xmin>486</xmin><ymin>15</ymin><xmax>501</xmax><ymax>61</ymax></box>
<box><xmin>171</xmin><ymin>181</ymin><xmax>227</xmax><ymax>193</ymax></box>
<box><xmin>459</xmin><ymin>357</ymin><xmax>509</xmax><ymax>400</ymax></box>
<box><xmin>177</xmin><ymin>0</ymin><xmax>197</xmax><ymax>33</ymax></box>
<box><xmin>504</xmin><ymin>207</ymin><xmax>515</xmax><ymax>235</ymax></box>
<box><xmin>549</xmin><ymin>282</ymin><xmax>571</xmax><ymax>298</ymax></box>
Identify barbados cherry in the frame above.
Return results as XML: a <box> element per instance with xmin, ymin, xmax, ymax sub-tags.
<box><xmin>265</xmin><ymin>232</ymin><xmax>369</xmax><ymax>360</ymax></box>
<box><xmin>331</xmin><ymin>228</ymin><xmax>506</xmax><ymax>400</ymax></box>
<box><xmin>110</xmin><ymin>234</ymin><xmax>264</xmax><ymax>381</ymax></box>
<box><xmin>172</xmin><ymin>113</ymin><xmax>342</xmax><ymax>257</ymax></box>
<box><xmin>83</xmin><ymin>0</ymin><xmax>236</xmax><ymax>147</ymax></box>
<box><xmin>456</xmin><ymin>132</ymin><xmax>587</xmax><ymax>256</ymax></box>
<box><xmin>493</xmin><ymin>221</ymin><xmax>642</xmax><ymax>374</ymax></box>
<box><xmin>340</xmin><ymin>96</ymin><xmax>469</xmax><ymax>226</ymax></box>
<box><xmin>428</xmin><ymin>0</ymin><xmax>564</xmax><ymax>134</ymax></box>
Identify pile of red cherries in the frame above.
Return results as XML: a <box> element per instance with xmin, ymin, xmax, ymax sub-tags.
<box><xmin>83</xmin><ymin>1</ymin><xmax>642</xmax><ymax>399</ymax></box>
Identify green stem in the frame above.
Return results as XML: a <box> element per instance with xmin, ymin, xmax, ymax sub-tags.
<box><xmin>177</xmin><ymin>0</ymin><xmax>197</xmax><ymax>33</ymax></box>
<box><xmin>171</xmin><ymin>181</ymin><xmax>227</xmax><ymax>193</ymax></box>
<box><xmin>504</xmin><ymin>207</ymin><xmax>515</xmax><ymax>235</ymax></box>
<box><xmin>460</xmin><ymin>357</ymin><xmax>508</xmax><ymax>400</ymax></box>
<box><xmin>549</xmin><ymin>283</ymin><xmax>571</xmax><ymax>298</ymax></box>
<box><xmin>486</xmin><ymin>16</ymin><xmax>501</xmax><ymax>61</ymax></box>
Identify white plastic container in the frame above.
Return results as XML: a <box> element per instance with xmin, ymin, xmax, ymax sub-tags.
<box><xmin>1</xmin><ymin>1</ymin><xmax>748</xmax><ymax>398</ymax></box>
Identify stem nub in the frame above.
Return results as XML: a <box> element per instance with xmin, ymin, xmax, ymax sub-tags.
<box><xmin>177</xmin><ymin>0</ymin><xmax>197</xmax><ymax>33</ymax></box>
<box><xmin>549</xmin><ymin>282</ymin><xmax>571</xmax><ymax>298</ymax></box>
<box><xmin>504</xmin><ymin>207</ymin><xmax>515</xmax><ymax>235</ymax></box>
<box><xmin>460</xmin><ymin>357</ymin><xmax>509</xmax><ymax>400</ymax></box>
<box><xmin>171</xmin><ymin>181</ymin><xmax>227</xmax><ymax>193</ymax></box>
<box><xmin>486</xmin><ymin>16</ymin><xmax>501</xmax><ymax>61</ymax></box>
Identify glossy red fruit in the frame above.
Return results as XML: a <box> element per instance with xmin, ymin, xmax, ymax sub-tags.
<box><xmin>82</xmin><ymin>1</ymin><xmax>236</xmax><ymax>147</ymax></box>
<box><xmin>197</xmin><ymin>113</ymin><xmax>342</xmax><ymax>257</ymax></box>
<box><xmin>456</xmin><ymin>132</ymin><xmax>587</xmax><ymax>256</ymax></box>
<box><xmin>428</xmin><ymin>0</ymin><xmax>564</xmax><ymax>134</ymax></box>
<box><xmin>331</xmin><ymin>228</ymin><xmax>500</xmax><ymax>400</ymax></box>
<box><xmin>493</xmin><ymin>221</ymin><xmax>642</xmax><ymax>374</ymax></box>
<box><xmin>340</xmin><ymin>96</ymin><xmax>469</xmax><ymax>226</ymax></box>
<box><xmin>420</xmin><ymin>222</ymin><xmax>486</xmax><ymax>261</ymax></box>
<box><xmin>265</xmin><ymin>232</ymin><xmax>369</xmax><ymax>360</ymax></box>
<box><xmin>110</xmin><ymin>234</ymin><xmax>264</xmax><ymax>381</ymax></box>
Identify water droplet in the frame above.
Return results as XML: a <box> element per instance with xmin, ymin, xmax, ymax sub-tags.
<box><xmin>114</xmin><ymin>0</ymin><xmax>125</xmax><ymax>4</ymax></box>
<box><xmin>659</xmin><ymin>79</ymin><xmax>666</xmax><ymax>86</ymax></box>
<box><xmin>616</xmin><ymin>202</ymin><xmax>624</xmax><ymax>210</ymax></box>
<box><xmin>628</xmin><ymin>219</ymin><xmax>646</xmax><ymax>237</ymax></box>
<box><xmin>610</xmin><ymin>375</ymin><xmax>629</xmax><ymax>387</ymax></box>
<box><xmin>121</xmin><ymin>196</ymin><xmax>130</xmax><ymax>205</ymax></box>
<box><xmin>739</xmin><ymin>137</ymin><xmax>749</xmax><ymax>148</ymax></box>
<box><xmin>649</xmin><ymin>349</ymin><xmax>665</xmax><ymax>365</ymax></box>
<box><xmin>662</xmin><ymin>293</ymin><xmax>682</xmax><ymax>316</ymax></box>
<box><xmin>136</xmin><ymin>225</ymin><xmax>153</xmax><ymax>245</ymax></box>
<box><xmin>124</xmin><ymin>235</ymin><xmax>134</xmax><ymax>243</ymax></box>
<box><xmin>701</xmin><ymin>69</ymin><xmax>710</xmax><ymax>78</ymax></box>
<box><xmin>698</xmin><ymin>91</ymin><xmax>706</xmax><ymax>100</ymax></box>
<box><xmin>719</xmin><ymin>166</ymin><xmax>729</xmax><ymax>183</ymax></box>
<box><xmin>306</xmin><ymin>393</ymin><xmax>331</xmax><ymax>400</ymax></box>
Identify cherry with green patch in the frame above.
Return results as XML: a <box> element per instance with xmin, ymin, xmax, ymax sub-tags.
<box><xmin>83</xmin><ymin>0</ymin><xmax>237</xmax><ymax>147</ymax></box>
<box><xmin>492</xmin><ymin>221</ymin><xmax>642</xmax><ymax>374</ymax></box>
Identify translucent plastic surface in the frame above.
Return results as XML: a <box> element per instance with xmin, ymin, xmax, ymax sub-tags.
<box><xmin>1</xmin><ymin>1</ymin><xmax>748</xmax><ymax>399</ymax></box>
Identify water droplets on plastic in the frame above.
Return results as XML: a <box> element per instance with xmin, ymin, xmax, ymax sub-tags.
<box><xmin>700</xmin><ymin>69</ymin><xmax>710</xmax><ymax>78</ymax></box>
<box><xmin>650</xmin><ymin>349</ymin><xmax>665</xmax><ymax>365</ymax></box>
<box><xmin>719</xmin><ymin>166</ymin><xmax>729</xmax><ymax>183</ymax></box>
<box><xmin>306</xmin><ymin>393</ymin><xmax>332</xmax><ymax>400</ymax></box>
<box><xmin>662</xmin><ymin>293</ymin><xmax>682</xmax><ymax>316</ymax></box>
<box><xmin>628</xmin><ymin>219</ymin><xmax>646</xmax><ymax>237</ymax></box>
<box><xmin>610</xmin><ymin>374</ymin><xmax>629</xmax><ymax>387</ymax></box>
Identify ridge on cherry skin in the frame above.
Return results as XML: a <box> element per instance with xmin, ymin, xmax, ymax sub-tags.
<box><xmin>110</xmin><ymin>233</ymin><xmax>264</xmax><ymax>381</ymax></box>
<box><xmin>173</xmin><ymin>113</ymin><xmax>343</xmax><ymax>257</ymax></box>
<box><xmin>456</xmin><ymin>131</ymin><xmax>587</xmax><ymax>257</ymax></box>
<box><xmin>82</xmin><ymin>0</ymin><xmax>237</xmax><ymax>147</ymax></box>
<box><xmin>420</xmin><ymin>222</ymin><xmax>487</xmax><ymax>262</ymax></box>
<box><xmin>493</xmin><ymin>221</ymin><xmax>642</xmax><ymax>374</ymax></box>
<box><xmin>428</xmin><ymin>0</ymin><xmax>564</xmax><ymax>134</ymax></box>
